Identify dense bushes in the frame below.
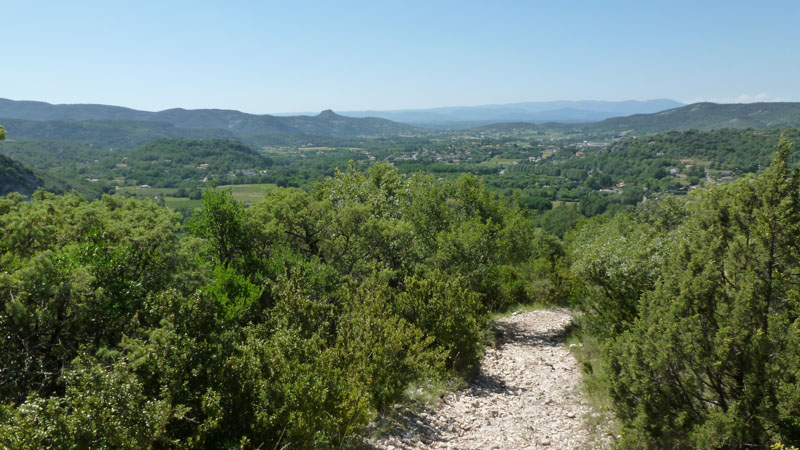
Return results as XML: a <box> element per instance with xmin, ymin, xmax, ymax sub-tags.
<box><xmin>571</xmin><ymin>137</ymin><xmax>800</xmax><ymax>448</ymax></box>
<box><xmin>6</xmin><ymin>130</ymin><xmax>799</xmax><ymax>448</ymax></box>
<box><xmin>0</xmin><ymin>164</ymin><xmax>560</xmax><ymax>448</ymax></box>
<box><xmin>0</xmin><ymin>193</ymin><xmax>183</xmax><ymax>404</ymax></box>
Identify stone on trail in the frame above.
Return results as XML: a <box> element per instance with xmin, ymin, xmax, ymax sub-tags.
<box><xmin>369</xmin><ymin>309</ymin><xmax>617</xmax><ymax>449</ymax></box>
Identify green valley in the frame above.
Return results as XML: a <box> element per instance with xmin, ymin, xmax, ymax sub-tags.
<box><xmin>2</xmin><ymin>98</ymin><xmax>800</xmax><ymax>449</ymax></box>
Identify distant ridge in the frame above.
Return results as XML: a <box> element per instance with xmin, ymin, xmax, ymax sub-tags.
<box><xmin>0</xmin><ymin>98</ymin><xmax>418</xmax><ymax>138</ymax></box>
<box><xmin>588</xmin><ymin>102</ymin><xmax>800</xmax><ymax>134</ymax></box>
<box><xmin>471</xmin><ymin>102</ymin><xmax>800</xmax><ymax>135</ymax></box>
<box><xmin>5</xmin><ymin>98</ymin><xmax>797</xmax><ymax>142</ymax></box>
<box><xmin>0</xmin><ymin>118</ymin><xmax>236</xmax><ymax>148</ymax></box>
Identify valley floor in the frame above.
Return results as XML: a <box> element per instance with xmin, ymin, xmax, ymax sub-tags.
<box><xmin>370</xmin><ymin>309</ymin><xmax>616</xmax><ymax>449</ymax></box>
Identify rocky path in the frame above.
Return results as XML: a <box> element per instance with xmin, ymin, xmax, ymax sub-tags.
<box><xmin>370</xmin><ymin>309</ymin><xmax>614</xmax><ymax>449</ymax></box>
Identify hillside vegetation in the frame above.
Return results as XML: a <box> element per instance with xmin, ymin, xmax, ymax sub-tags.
<box><xmin>0</xmin><ymin>125</ymin><xmax>45</xmax><ymax>196</ymax></box>
<box><xmin>0</xmin><ymin>118</ymin><xmax>236</xmax><ymax>148</ymax></box>
<box><xmin>471</xmin><ymin>102</ymin><xmax>800</xmax><ymax>137</ymax></box>
<box><xmin>0</xmin><ymin>153</ymin><xmax>42</xmax><ymax>196</ymax></box>
<box><xmin>117</xmin><ymin>138</ymin><xmax>273</xmax><ymax>187</ymax></box>
<box><xmin>569</xmin><ymin>137</ymin><xmax>800</xmax><ymax>448</ymax></box>
<box><xmin>0</xmin><ymin>137</ymin><xmax>275</xmax><ymax>194</ymax></box>
<box><xmin>0</xmin><ymin>165</ymin><xmax>566</xmax><ymax>448</ymax></box>
<box><xmin>588</xmin><ymin>102</ymin><xmax>800</xmax><ymax>135</ymax></box>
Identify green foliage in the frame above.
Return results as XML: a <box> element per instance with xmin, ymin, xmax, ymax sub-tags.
<box><xmin>0</xmin><ymin>162</ymin><xmax>558</xmax><ymax>447</ymax></box>
<box><xmin>396</xmin><ymin>272</ymin><xmax>485</xmax><ymax>373</ymax></box>
<box><xmin>0</xmin><ymin>153</ymin><xmax>43</xmax><ymax>197</ymax></box>
<box><xmin>773</xmin><ymin>444</ymin><xmax>800</xmax><ymax>450</ymax></box>
<box><xmin>573</xmin><ymin>137</ymin><xmax>800</xmax><ymax>448</ymax></box>
<box><xmin>336</xmin><ymin>274</ymin><xmax>446</xmax><ymax>411</ymax></box>
<box><xmin>0</xmin><ymin>193</ymin><xmax>182</xmax><ymax>402</ymax></box>
<box><xmin>570</xmin><ymin>198</ymin><xmax>686</xmax><ymax>337</ymax></box>
<box><xmin>219</xmin><ymin>323</ymin><xmax>346</xmax><ymax>447</ymax></box>
<box><xmin>190</xmin><ymin>188</ymin><xmax>264</xmax><ymax>271</ymax></box>
<box><xmin>537</xmin><ymin>204</ymin><xmax>584</xmax><ymax>238</ymax></box>
<box><xmin>116</xmin><ymin>138</ymin><xmax>272</xmax><ymax>188</ymax></box>
<box><xmin>250</xmin><ymin>186</ymin><xmax>333</xmax><ymax>260</ymax></box>
<box><xmin>0</xmin><ymin>358</ymin><xmax>177</xmax><ymax>449</ymax></box>
<box><xmin>206</xmin><ymin>265</ymin><xmax>262</xmax><ymax>322</ymax></box>
<box><xmin>0</xmin><ymin>117</ymin><xmax>235</xmax><ymax>148</ymax></box>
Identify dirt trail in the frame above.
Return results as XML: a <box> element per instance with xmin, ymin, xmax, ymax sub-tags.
<box><xmin>370</xmin><ymin>309</ymin><xmax>615</xmax><ymax>449</ymax></box>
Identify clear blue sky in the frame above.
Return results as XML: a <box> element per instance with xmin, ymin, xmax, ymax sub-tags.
<box><xmin>2</xmin><ymin>0</ymin><xmax>798</xmax><ymax>113</ymax></box>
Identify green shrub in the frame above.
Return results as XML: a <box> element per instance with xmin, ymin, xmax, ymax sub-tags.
<box><xmin>576</xmin><ymin>138</ymin><xmax>800</xmax><ymax>448</ymax></box>
<box><xmin>396</xmin><ymin>271</ymin><xmax>486</xmax><ymax>374</ymax></box>
<box><xmin>0</xmin><ymin>359</ymin><xmax>176</xmax><ymax>449</ymax></box>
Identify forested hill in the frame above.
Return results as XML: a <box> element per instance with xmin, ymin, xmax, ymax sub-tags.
<box><xmin>470</xmin><ymin>102</ymin><xmax>800</xmax><ymax>135</ymax></box>
<box><xmin>128</xmin><ymin>138</ymin><xmax>269</xmax><ymax>170</ymax></box>
<box><xmin>1</xmin><ymin>135</ymin><xmax>273</xmax><ymax>194</ymax></box>
<box><xmin>0</xmin><ymin>118</ymin><xmax>237</xmax><ymax>148</ymax></box>
<box><xmin>281</xmin><ymin>110</ymin><xmax>418</xmax><ymax>136</ymax></box>
<box><xmin>0</xmin><ymin>153</ymin><xmax>42</xmax><ymax>196</ymax></box>
<box><xmin>0</xmin><ymin>150</ymin><xmax>106</xmax><ymax>198</ymax></box>
<box><xmin>6</xmin><ymin>99</ymin><xmax>800</xmax><ymax>140</ymax></box>
<box><xmin>0</xmin><ymin>98</ymin><xmax>419</xmax><ymax>138</ymax></box>
<box><xmin>589</xmin><ymin>102</ymin><xmax>800</xmax><ymax>134</ymax></box>
<box><xmin>81</xmin><ymin>138</ymin><xmax>273</xmax><ymax>188</ymax></box>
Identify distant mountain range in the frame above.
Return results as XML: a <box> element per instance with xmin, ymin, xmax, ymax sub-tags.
<box><xmin>2</xmin><ymin>99</ymin><xmax>800</xmax><ymax>146</ymax></box>
<box><xmin>472</xmin><ymin>102</ymin><xmax>800</xmax><ymax>136</ymax></box>
<box><xmin>0</xmin><ymin>98</ymin><xmax>684</xmax><ymax>137</ymax></box>
<box><xmin>0</xmin><ymin>99</ymin><xmax>417</xmax><ymax>139</ymax></box>
<box><xmin>331</xmin><ymin>99</ymin><xmax>685</xmax><ymax>127</ymax></box>
<box><xmin>587</xmin><ymin>102</ymin><xmax>800</xmax><ymax>134</ymax></box>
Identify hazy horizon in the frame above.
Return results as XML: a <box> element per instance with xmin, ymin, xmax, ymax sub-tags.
<box><xmin>3</xmin><ymin>96</ymin><xmax>689</xmax><ymax>116</ymax></box>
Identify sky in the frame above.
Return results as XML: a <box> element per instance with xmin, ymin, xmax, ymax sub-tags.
<box><xmin>1</xmin><ymin>0</ymin><xmax>799</xmax><ymax>114</ymax></box>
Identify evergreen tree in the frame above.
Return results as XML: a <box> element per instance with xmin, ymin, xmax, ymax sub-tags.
<box><xmin>601</xmin><ymin>137</ymin><xmax>800</xmax><ymax>448</ymax></box>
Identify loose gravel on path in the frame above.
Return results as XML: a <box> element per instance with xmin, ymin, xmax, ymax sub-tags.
<box><xmin>370</xmin><ymin>309</ymin><xmax>615</xmax><ymax>449</ymax></box>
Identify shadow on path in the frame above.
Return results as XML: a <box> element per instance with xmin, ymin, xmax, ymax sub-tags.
<box><xmin>356</xmin><ymin>309</ymin><xmax>577</xmax><ymax>450</ymax></box>
<box><xmin>493</xmin><ymin>313</ymin><xmax>569</xmax><ymax>349</ymax></box>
